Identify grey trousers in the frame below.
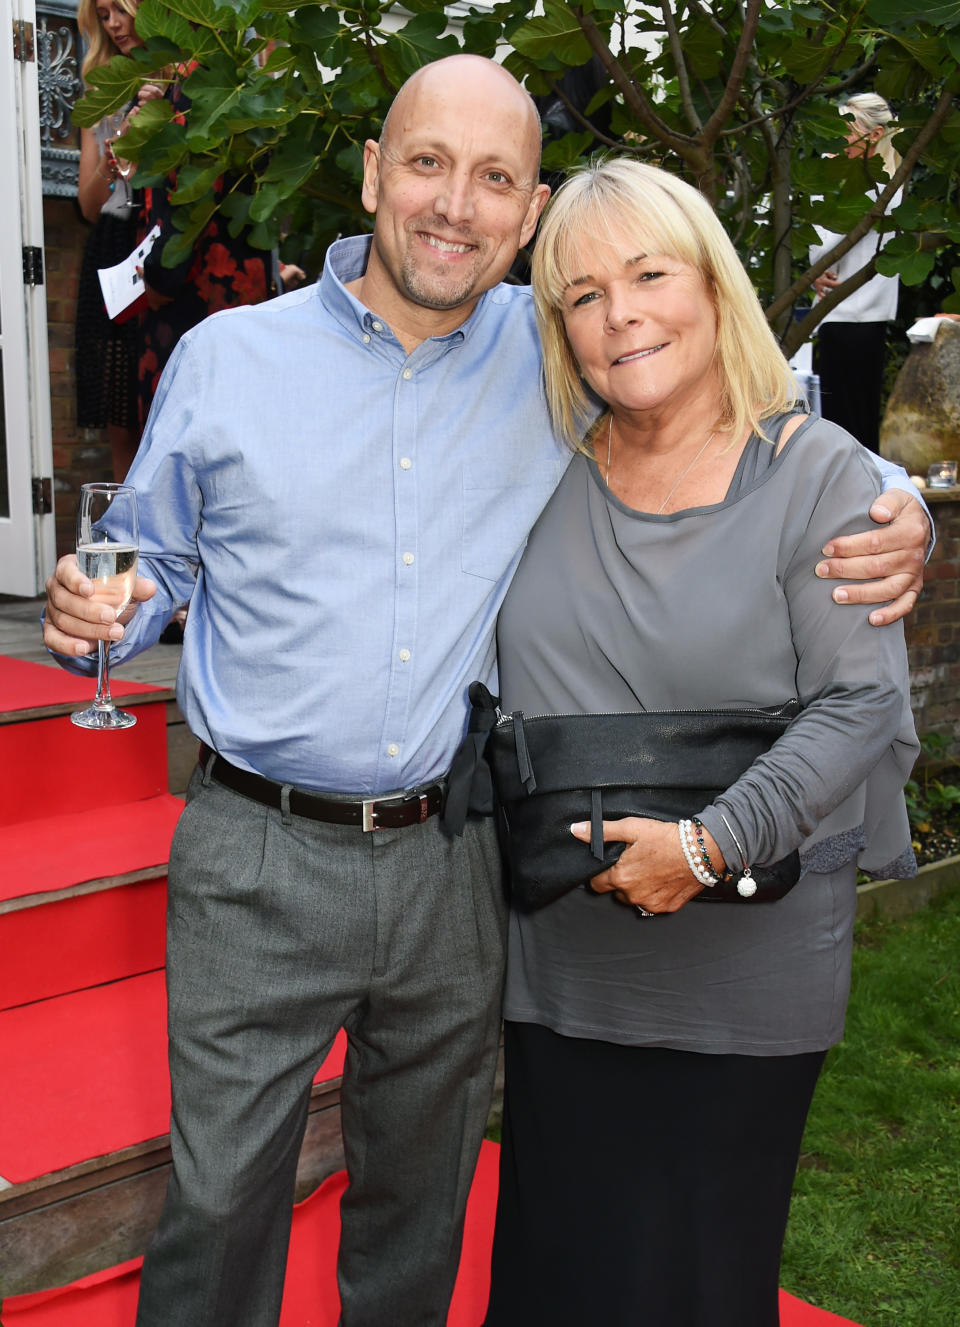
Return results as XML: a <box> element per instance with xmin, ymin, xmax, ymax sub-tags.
<box><xmin>136</xmin><ymin>767</ymin><xmax>506</xmax><ymax>1327</ymax></box>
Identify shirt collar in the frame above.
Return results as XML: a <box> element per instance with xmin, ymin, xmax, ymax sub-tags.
<box><xmin>320</xmin><ymin>233</ymin><xmax>499</xmax><ymax>350</ymax></box>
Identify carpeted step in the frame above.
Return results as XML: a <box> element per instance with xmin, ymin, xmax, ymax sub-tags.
<box><xmin>0</xmin><ymin>970</ymin><xmax>346</xmax><ymax>1186</ymax></box>
<box><xmin>0</xmin><ymin>970</ymin><xmax>348</xmax><ymax>1296</ymax></box>
<box><xmin>0</xmin><ymin>654</ymin><xmax>183</xmax><ymax>1007</ymax></box>
<box><xmin>0</xmin><ymin>1140</ymin><xmax>864</xmax><ymax>1326</ymax></box>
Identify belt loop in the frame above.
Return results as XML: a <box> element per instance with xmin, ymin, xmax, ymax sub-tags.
<box><xmin>200</xmin><ymin>746</ymin><xmax>216</xmax><ymax>787</ymax></box>
<box><xmin>279</xmin><ymin>784</ymin><xmax>293</xmax><ymax>826</ymax></box>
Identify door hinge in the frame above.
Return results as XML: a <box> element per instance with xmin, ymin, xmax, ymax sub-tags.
<box><xmin>13</xmin><ymin>18</ymin><xmax>34</xmax><ymax>62</ymax></box>
<box><xmin>32</xmin><ymin>477</ymin><xmax>53</xmax><ymax>515</ymax></box>
<box><xmin>23</xmin><ymin>245</ymin><xmax>44</xmax><ymax>286</ymax></box>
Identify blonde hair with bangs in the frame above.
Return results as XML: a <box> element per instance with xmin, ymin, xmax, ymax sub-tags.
<box><xmin>77</xmin><ymin>0</ymin><xmax>140</xmax><ymax>80</ymax></box>
<box><xmin>531</xmin><ymin>158</ymin><xmax>797</xmax><ymax>449</ymax></box>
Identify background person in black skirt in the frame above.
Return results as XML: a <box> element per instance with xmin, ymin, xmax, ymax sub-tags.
<box><xmin>810</xmin><ymin>93</ymin><xmax>903</xmax><ymax>453</ymax></box>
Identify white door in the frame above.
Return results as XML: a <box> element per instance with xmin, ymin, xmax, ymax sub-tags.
<box><xmin>0</xmin><ymin>0</ymin><xmax>55</xmax><ymax>596</ymax></box>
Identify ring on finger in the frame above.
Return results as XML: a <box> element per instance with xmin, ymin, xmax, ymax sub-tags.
<box><xmin>634</xmin><ymin>905</ymin><xmax>656</xmax><ymax>918</ymax></box>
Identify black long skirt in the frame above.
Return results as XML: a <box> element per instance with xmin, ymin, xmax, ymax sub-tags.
<box><xmin>485</xmin><ymin>1021</ymin><xmax>825</xmax><ymax>1327</ymax></box>
<box><xmin>75</xmin><ymin>210</ymin><xmax>139</xmax><ymax>431</ymax></box>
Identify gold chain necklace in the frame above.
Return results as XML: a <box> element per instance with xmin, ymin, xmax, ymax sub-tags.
<box><xmin>604</xmin><ymin>414</ymin><xmax>717</xmax><ymax>514</ymax></box>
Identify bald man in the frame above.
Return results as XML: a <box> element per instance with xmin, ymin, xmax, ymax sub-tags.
<box><xmin>44</xmin><ymin>55</ymin><xmax>927</xmax><ymax>1327</ymax></box>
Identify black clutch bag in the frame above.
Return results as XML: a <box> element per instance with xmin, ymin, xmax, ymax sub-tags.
<box><xmin>459</xmin><ymin>682</ymin><xmax>802</xmax><ymax>912</ymax></box>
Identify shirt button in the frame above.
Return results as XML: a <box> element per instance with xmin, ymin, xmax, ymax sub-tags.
<box><xmin>371</xmin><ymin>320</ymin><xmax>383</xmax><ymax>332</ymax></box>
<box><xmin>362</xmin><ymin>333</ymin><xmax>371</xmax><ymax>345</ymax></box>
<box><xmin>402</xmin><ymin>552</ymin><xmax>414</xmax><ymax>565</ymax></box>
<box><xmin>399</xmin><ymin>648</ymin><xmax>411</xmax><ymax>662</ymax></box>
<box><xmin>402</xmin><ymin>368</ymin><xmax>412</xmax><ymax>380</ymax></box>
<box><xmin>387</xmin><ymin>743</ymin><xmax>399</xmax><ymax>757</ymax></box>
<box><xmin>400</xmin><ymin>457</ymin><xmax>412</xmax><ymax>470</ymax></box>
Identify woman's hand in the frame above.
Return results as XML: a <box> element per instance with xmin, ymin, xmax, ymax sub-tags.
<box><xmin>813</xmin><ymin>269</ymin><xmax>840</xmax><ymax>299</ymax></box>
<box><xmin>125</xmin><ymin>82</ymin><xmax>164</xmax><ymax>129</ymax></box>
<box><xmin>571</xmin><ymin>816</ymin><xmax>709</xmax><ymax>914</ymax></box>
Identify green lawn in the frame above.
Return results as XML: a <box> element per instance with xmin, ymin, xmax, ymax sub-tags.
<box><xmin>781</xmin><ymin>889</ymin><xmax>960</xmax><ymax>1324</ymax></box>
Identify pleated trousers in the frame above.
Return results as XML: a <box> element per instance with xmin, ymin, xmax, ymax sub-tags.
<box><xmin>136</xmin><ymin>766</ymin><xmax>507</xmax><ymax>1327</ymax></box>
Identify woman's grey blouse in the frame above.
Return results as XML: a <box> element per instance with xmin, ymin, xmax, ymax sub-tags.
<box><xmin>496</xmin><ymin>413</ymin><xmax>918</xmax><ymax>1055</ymax></box>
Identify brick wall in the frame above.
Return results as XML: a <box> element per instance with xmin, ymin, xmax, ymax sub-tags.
<box><xmin>906</xmin><ymin>492</ymin><xmax>960</xmax><ymax>762</ymax></box>
<box><xmin>43</xmin><ymin>196</ymin><xmax>112</xmax><ymax>559</ymax></box>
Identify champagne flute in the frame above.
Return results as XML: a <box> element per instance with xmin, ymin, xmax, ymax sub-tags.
<box><xmin>71</xmin><ymin>483</ymin><xmax>140</xmax><ymax>730</ymax></box>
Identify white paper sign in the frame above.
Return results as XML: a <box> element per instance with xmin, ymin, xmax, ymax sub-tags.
<box><xmin>97</xmin><ymin>224</ymin><xmax>162</xmax><ymax>322</ymax></box>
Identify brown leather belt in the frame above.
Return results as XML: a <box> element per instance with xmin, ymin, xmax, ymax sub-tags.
<box><xmin>199</xmin><ymin>745</ymin><xmax>446</xmax><ymax>831</ymax></box>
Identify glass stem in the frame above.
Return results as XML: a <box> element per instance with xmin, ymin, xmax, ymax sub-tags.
<box><xmin>93</xmin><ymin>639</ymin><xmax>116</xmax><ymax>712</ymax></box>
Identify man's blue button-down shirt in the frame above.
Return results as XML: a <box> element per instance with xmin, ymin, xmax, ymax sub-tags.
<box><xmin>69</xmin><ymin>234</ymin><xmax>922</xmax><ymax>792</ymax></box>
<box><xmin>105</xmin><ymin>235</ymin><xmax>570</xmax><ymax>792</ymax></box>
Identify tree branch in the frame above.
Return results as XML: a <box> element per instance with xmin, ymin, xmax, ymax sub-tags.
<box><xmin>659</xmin><ymin>0</ymin><xmax>702</xmax><ymax>132</ymax></box>
<box><xmin>700</xmin><ymin>0</ymin><xmax>763</xmax><ymax>149</ymax></box>
<box><xmin>573</xmin><ymin>6</ymin><xmax>698</xmax><ymax>157</ymax></box>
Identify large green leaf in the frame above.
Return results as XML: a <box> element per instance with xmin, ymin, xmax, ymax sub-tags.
<box><xmin>287</xmin><ymin>6</ymin><xmax>341</xmax><ymax>48</ymax></box>
<box><xmin>381</xmin><ymin>11</ymin><xmax>461</xmax><ymax>79</ymax></box>
<box><xmin>73</xmin><ymin>57</ymin><xmax>149</xmax><ymax>125</ymax></box>
<box><xmin>109</xmin><ymin>95</ymin><xmax>175</xmax><ymax>156</ymax></box>
<box><xmin>135</xmin><ymin>0</ymin><xmax>195</xmax><ymax>51</ymax></box>
<box><xmin>511</xmin><ymin>2</ymin><xmax>592</xmax><ymax>68</ymax></box>
<box><xmin>168</xmin><ymin>160</ymin><xmax>225</xmax><ymax>204</ymax></box>
<box><xmin>180</xmin><ymin>55</ymin><xmax>259</xmax><ymax>138</ymax></box>
<box><xmin>867</xmin><ymin>0</ymin><xmax>960</xmax><ymax>28</ymax></box>
<box><xmin>159</xmin><ymin>0</ymin><xmax>221</xmax><ymax>28</ymax></box>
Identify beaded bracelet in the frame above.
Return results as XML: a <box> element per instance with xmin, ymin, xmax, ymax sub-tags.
<box><xmin>678</xmin><ymin>819</ymin><xmax>717</xmax><ymax>887</ymax></box>
<box><xmin>692</xmin><ymin>816</ymin><xmax>732</xmax><ymax>884</ymax></box>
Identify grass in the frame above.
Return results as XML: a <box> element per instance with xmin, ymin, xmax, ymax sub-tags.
<box><xmin>781</xmin><ymin>888</ymin><xmax>960</xmax><ymax>1324</ymax></box>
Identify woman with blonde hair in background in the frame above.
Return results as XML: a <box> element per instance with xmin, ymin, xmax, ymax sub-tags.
<box><xmin>74</xmin><ymin>0</ymin><xmax>162</xmax><ymax>478</ymax></box>
<box><xmin>811</xmin><ymin>92</ymin><xmax>903</xmax><ymax>452</ymax></box>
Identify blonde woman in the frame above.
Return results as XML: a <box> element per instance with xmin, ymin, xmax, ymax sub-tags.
<box><xmin>484</xmin><ymin>159</ymin><xmax>918</xmax><ymax>1327</ymax></box>
<box><xmin>810</xmin><ymin>92</ymin><xmax>903</xmax><ymax>452</ymax></box>
<box><xmin>74</xmin><ymin>0</ymin><xmax>161</xmax><ymax>476</ymax></box>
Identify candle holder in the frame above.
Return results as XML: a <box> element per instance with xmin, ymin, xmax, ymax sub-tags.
<box><xmin>926</xmin><ymin>460</ymin><xmax>958</xmax><ymax>489</ymax></box>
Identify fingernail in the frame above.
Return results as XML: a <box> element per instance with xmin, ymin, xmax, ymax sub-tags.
<box><xmin>869</xmin><ymin>611</ymin><xmax>883</xmax><ymax>626</ymax></box>
<box><xmin>108</xmin><ymin>624</ymin><xmax>123</xmax><ymax>640</ymax></box>
<box><xmin>833</xmin><ymin>587</ymin><xmax>849</xmax><ymax>603</ymax></box>
<box><xmin>570</xmin><ymin>822</ymin><xmax>588</xmax><ymax>836</ymax></box>
<box><xmin>874</xmin><ymin>504</ymin><xmax>891</xmax><ymax>519</ymax></box>
<box><xmin>821</xmin><ymin>543</ymin><xmax>835</xmax><ymax>557</ymax></box>
<box><xmin>815</xmin><ymin>561</ymin><xmax>828</xmax><ymax>578</ymax></box>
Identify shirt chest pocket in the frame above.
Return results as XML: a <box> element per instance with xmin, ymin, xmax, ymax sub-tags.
<box><xmin>461</xmin><ymin>466</ymin><xmax>563</xmax><ymax>582</ymax></box>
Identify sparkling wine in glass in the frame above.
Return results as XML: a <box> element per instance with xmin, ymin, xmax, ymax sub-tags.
<box><xmin>71</xmin><ymin>483</ymin><xmax>140</xmax><ymax>730</ymax></box>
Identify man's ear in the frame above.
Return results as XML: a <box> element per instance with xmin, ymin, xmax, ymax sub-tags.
<box><xmin>360</xmin><ymin>139</ymin><xmax>381</xmax><ymax>216</ymax></box>
<box><xmin>520</xmin><ymin>182</ymin><xmax>551</xmax><ymax>248</ymax></box>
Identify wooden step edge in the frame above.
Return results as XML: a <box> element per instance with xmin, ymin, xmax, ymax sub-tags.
<box><xmin>0</xmin><ymin>688</ymin><xmax>175</xmax><ymax>726</ymax></box>
<box><xmin>0</xmin><ymin>866</ymin><xmax>169</xmax><ymax>916</ymax></box>
<box><xmin>0</xmin><ymin>1076</ymin><xmax>343</xmax><ymax>1220</ymax></box>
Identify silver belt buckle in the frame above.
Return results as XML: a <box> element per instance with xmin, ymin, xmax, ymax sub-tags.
<box><xmin>361</xmin><ymin>790</ymin><xmax>430</xmax><ymax>831</ymax></box>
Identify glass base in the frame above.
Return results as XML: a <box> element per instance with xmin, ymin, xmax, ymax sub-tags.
<box><xmin>71</xmin><ymin>704</ymin><xmax>137</xmax><ymax>730</ymax></box>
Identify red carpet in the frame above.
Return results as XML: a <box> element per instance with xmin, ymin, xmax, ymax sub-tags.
<box><xmin>0</xmin><ymin>654</ymin><xmax>160</xmax><ymax>715</ymax></box>
<box><xmin>0</xmin><ymin>969</ymin><xmax>346</xmax><ymax>1184</ymax></box>
<box><xmin>2</xmin><ymin>1141</ymin><xmax>863</xmax><ymax>1326</ymax></box>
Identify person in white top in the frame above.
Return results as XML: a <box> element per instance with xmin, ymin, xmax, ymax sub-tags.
<box><xmin>810</xmin><ymin>93</ymin><xmax>902</xmax><ymax>452</ymax></box>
